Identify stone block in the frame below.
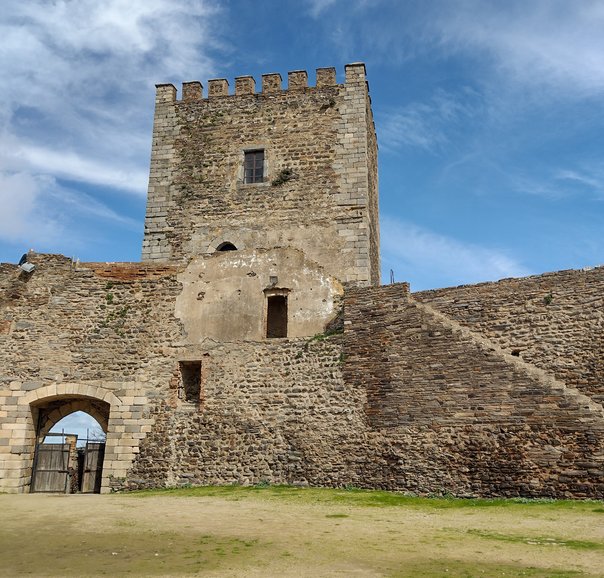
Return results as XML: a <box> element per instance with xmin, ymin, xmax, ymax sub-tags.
<box><xmin>262</xmin><ymin>73</ymin><xmax>282</xmax><ymax>93</ymax></box>
<box><xmin>182</xmin><ymin>81</ymin><xmax>202</xmax><ymax>101</ymax></box>
<box><xmin>288</xmin><ymin>70</ymin><xmax>308</xmax><ymax>90</ymax></box>
<box><xmin>208</xmin><ymin>78</ymin><xmax>229</xmax><ymax>97</ymax></box>
<box><xmin>316</xmin><ymin>67</ymin><xmax>336</xmax><ymax>87</ymax></box>
<box><xmin>235</xmin><ymin>76</ymin><xmax>255</xmax><ymax>95</ymax></box>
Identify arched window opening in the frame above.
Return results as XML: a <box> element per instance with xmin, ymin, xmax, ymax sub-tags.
<box><xmin>216</xmin><ymin>242</ymin><xmax>237</xmax><ymax>252</ymax></box>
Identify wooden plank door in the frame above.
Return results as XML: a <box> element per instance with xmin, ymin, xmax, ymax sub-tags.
<box><xmin>81</xmin><ymin>442</ymin><xmax>105</xmax><ymax>493</ymax></box>
<box><xmin>31</xmin><ymin>443</ymin><xmax>70</xmax><ymax>493</ymax></box>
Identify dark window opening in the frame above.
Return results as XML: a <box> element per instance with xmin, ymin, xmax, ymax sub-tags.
<box><xmin>266</xmin><ymin>295</ymin><xmax>288</xmax><ymax>338</ymax></box>
<box><xmin>216</xmin><ymin>242</ymin><xmax>237</xmax><ymax>251</ymax></box>
<box><xmin>511</xmin><ymin>349</ymin><xmax>521</xmax><ymax>357</ymax></box>
<box><xmin>180</xmin><ymin>361</ymin><xmax>201</xmax><ymax>403</ymax></box>
<box><xmin>244</xmin><ymin>150</ymin><xmax>264</xmax><ymax>184</ymax></box>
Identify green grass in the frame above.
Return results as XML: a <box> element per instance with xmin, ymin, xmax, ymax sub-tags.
<box><xmin>0</xmin><ymin>525</ymin><xmax>267</xmax><ymax>576</ymax></box>
<box><xmin>126</xmin><ymin>484</ymin><xmax>604</xmax><ymax>512</ymax></box>
<box><xmin>467</xmin><ymin>529</ymin><xmax>604</xmax><ymax>551</ymax></box>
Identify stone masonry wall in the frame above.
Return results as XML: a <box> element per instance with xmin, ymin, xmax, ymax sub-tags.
<box><xmin>0</xmin><ymin>254</ymin><xmax>182</xmax><ymax>492</ymax></box>
<box><xmin>142</xmin><ymin>64</ymin><xmax>380</xmax><ymax>287</ymax></box>
<box><xmin>343</xmin><ymin>285</ymin><xmax>604</xmax><ymax>498</ymax></box>
<box><xmin>414</xmin><ymin>267</ymin><xmax>604</xmax><ymax>404</ymax></box>
<box><xmin>125</xmin><ymin>338</ymin><xmax>373</xmax><ymax>490</ymax></box>
<box><xmin>3</xmin><ymin>256</ymin><xmax>603</xmax><ymax>497</ymax></box>
<box><xmin>365</xmin><ymin>83</ymin><xmax>380</xmax><ymax>286</ymax></box>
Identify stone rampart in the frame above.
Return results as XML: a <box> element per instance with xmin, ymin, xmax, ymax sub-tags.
<box><xmin>415</xmin><ymin>267</ymin><xmax>604</xmax><ymax>404</ymax></box>
<box><xmin>124</xmin><ymin>338</ymin><xmax>371</xmax><ymax>490</ymax></box>
<box><xmin>2</xmin><ymin>257</ymin><xmax>603</xmax><ymax>497</ymax></box>
<box><xmin>0</xmin><ymin>254</ymin><xmax>182</xmax><ymax>492</ymax></box>
<box><xmin>343</xmin><ymin>284</ymin><xmax>604</xmax><ymax>498</ymax></box>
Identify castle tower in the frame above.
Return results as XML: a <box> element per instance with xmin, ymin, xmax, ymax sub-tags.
<box><xmin>142</xmin><ymin>63</ymin><xmax>380</xmax><ymax>287</ymax></box>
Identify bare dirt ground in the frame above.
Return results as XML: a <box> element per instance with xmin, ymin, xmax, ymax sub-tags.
<box><xmin>1</xmin><ymin>487</ymin><xmax>603</xmax><ymax>577</ymax></box>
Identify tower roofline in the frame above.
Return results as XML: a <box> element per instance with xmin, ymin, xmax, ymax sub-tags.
<box><xmin>154</xmin><ymin>63</ymin><xmax>367</xmax><ymax>101</ymax></box>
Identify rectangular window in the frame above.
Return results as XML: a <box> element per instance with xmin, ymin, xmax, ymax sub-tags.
<box><xmin>244</xmin><ymin>150</ymin><xmax>264</xmax><ymax>184</ymax></box>
<box><xmin>179</xmin><ymin>361</ymin><xmax>201</xmax><ymax>403</ymax></box>
<box><xmin>266</xmin><ymin>295</ymin><xmax>288</xmax><ymax>338</ymax></box>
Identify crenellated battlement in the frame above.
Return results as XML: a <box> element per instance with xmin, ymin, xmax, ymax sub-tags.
<box><xmin>156</xmin><ymin>63</ymin><xmax>366</xmax><ymax>102</ymax></box>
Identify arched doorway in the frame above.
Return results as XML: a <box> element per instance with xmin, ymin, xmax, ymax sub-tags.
<box><xmin>30</xmin><ymin>396</ymin><xmax>110</xmax><ymax>494</ymax></box>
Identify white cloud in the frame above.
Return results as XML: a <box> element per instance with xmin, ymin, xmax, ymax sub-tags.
<box><xmin>306</xmin><ymin>0</ymin><xmax>381</xmax><ymax>17</ymax></box>
<box><xmin>432</xmin><ymin>0</ymin><xmax>604</xmax><ymax>97</ymax></box>
<box><xmin>306</xmin><ymin>0</ymin><xmax>339</xmax><ymax>17</ymax></box>
<box><xmin>12</xmin><ymin>144</ymin><xmax>148</xmax><ymax>195</ymax></box>
<box><xmin>48</xmin><ymin>188</ymin><xmax>141</xmax><ymax>231</ymax></box>
<box><xmin>506</xmin><ymin>164</ymin><xmax>604</xmax><ymax>201</ymax></box>
<box><xmin>381</xmin><ymin>216</ymin><xmax>530</xmax><ymax>290</ymax></box>
<box><xmin>0</xmin><ymin>168</ymin><xmax>140</xmax><ymax>256</ymax></box>
<box><xmin>555</xmin><ymin>168</ymin><xmax>604</xmax><ymax>199</ymax></box>
<box><xmin>0</xmin><ymin>172</ymin><xmax>62</xmax><ymax>246</ymax></box>
<box><xmin>377</xmin><ymin>88</ymin><xmax>482</xmax><ymax>153</ymax></box>
<box><xmin>0</xmin><ymin>0</ymin><xmax>221</xmax><ymax>253</ymax></box>
<box><xmin>313</xmin><ymin>1</ymin><xmax>604</xmax><ymax>99</ymax></box>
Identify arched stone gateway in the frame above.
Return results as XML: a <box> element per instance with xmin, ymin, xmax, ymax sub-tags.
<box><xmin>23</xmin><ymin>385</ymin><xmax>121</xmax><ymax>494</ymax></box>
<box><xmin>30</xmin><ymin>396</ymin><xmax>111</xmax><ymax>494</ymax></box>
<box><xmin>34</xmin><ymin>397</ymin><xmax>110</xmax><ymax>441</ymax></box>
<box><xmin>0</xmin><ymin>383</ymin><xmax>155</xmax><ymax>494</ymax></box>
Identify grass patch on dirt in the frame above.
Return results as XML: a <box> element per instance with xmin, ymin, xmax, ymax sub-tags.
<box><xmin>467</xmin><ymin>529</ymin><xmax>604</xmax><ymax>551</ymax></box>
<box><xmin>0</xmin><ymin>523</ymin><xmax>268</xmax><ymax>576</ymax></box>
<box><xmin>1</xmin><ymin>488</ymin><xmax>603</xmax><ymax>577</ymax></box>
<box><xmin>128</xmin><ymin>483</ymin><xmax>603</xmax><ymax>512</ymax></box>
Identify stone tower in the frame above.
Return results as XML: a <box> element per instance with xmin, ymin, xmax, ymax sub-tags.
<box><xmin>142</xmin><ymin>63</ymin><xmax>380</xmax><ymax>288</ymax></box>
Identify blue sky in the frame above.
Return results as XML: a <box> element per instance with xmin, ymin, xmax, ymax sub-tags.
<box><xmin>1</xmin><ymin>0</ymin><xmax>603</xmax><ymax>292</ymax></box>
<box><xmin>48</xmin><ymin>411</ymin><xmax>105</xmax><ymax>446</ymax></box>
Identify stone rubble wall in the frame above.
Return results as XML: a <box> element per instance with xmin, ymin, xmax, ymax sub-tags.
<box><xmin>2</xmin><ymin>256</ymin><xmax>603</xmax><ymax>497</ymax></box>
<box><xmin>343</xmin><ymin>284</ymin><xmax>604</xmax><ymax>498</ymax></box>
<box><xmin>414</xmin><ymin>267</ymin><xmax>604</xmax><ymax>404</ymax></box>
<box><xmin>124</xmin><ymin>338</ymin><xmax>373</xmax><ymax>490</ymax></box>
<box><xmin>0</xmin><ymin>254</ymin><xmax>182</xmax><ymax>492</ymax></box>
<box><xmin>1</xmin><ymin>255</ymin><xmax>182</xmax><ymax>384</ymax></box>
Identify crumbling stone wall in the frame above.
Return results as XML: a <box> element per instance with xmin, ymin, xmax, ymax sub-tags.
<box><xmin>175</xmin><ymin>247</ymin><xmax>343</xmax><ymax>342</ymax></box>
<box><xmin>415</xmin><ymin>267</ymin><xmax>604</xmax><ymax>404</ymax></box>
<box><xmin>142</xmin><ymin>64</ymin><xmax>380</xmax><ymax>287</ymax></box>
<box><xmin>2</xmin><ymin>257</ymin><xmax>603</xmax><ymax>497</ymax></box>
<box><xmin>1</xmin><ymin>255</ymin><xmax>181</xmax><ymax>383</ymax></box>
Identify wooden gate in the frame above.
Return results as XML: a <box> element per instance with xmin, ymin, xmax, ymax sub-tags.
<box><xmin>81</xmin><ymin>441</ymin><xmax>105</xmax><ymax>494</ymax></box>
<box><xmin>31</xmin><ymin>442</ymin><xmax>71</xmax><ymax>493</ymax></box>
